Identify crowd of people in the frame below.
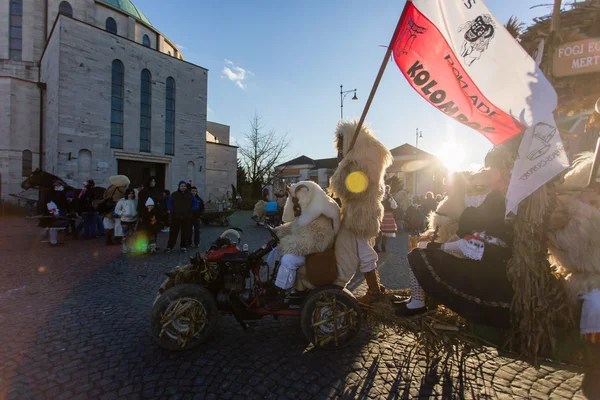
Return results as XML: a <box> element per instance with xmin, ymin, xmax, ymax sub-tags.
<box><xmin>371</xmin><ymin>186</ymin><xmax>446</xmax><ymax>253</ymax></box>
<box><xmin>39</xmin><ymin>175</ymin><xmax>205</xmax><ymax>254</ymax></box>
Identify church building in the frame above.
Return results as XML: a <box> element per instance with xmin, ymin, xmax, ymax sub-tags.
<box><xmin>0</xmin><ymin>0</ymin><xmax>228</xmax><ymax>201</ymax></box>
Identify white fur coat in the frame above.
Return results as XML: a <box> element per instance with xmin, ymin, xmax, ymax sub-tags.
<box><xmin>275</xmin><ymin>181</ymin><xmax>341</xmax><ymax>256</ymax></box>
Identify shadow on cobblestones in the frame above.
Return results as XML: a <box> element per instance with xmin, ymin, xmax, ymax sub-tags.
<box><xmin>0</xmin><ymin>215</ymin><xmax>588</xmax><ymax>399</ymax></box>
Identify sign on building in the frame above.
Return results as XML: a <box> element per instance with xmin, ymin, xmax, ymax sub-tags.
<box><xmin>553</xmin><ymin>38</ymin><xmax>600</xmax><ymax>77</ymax></box>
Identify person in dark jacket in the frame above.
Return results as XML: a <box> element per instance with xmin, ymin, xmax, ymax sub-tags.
<box><xmin>41</xmin><ymin>180</ymin><xmax>69</xmax><ymax>245</ymax></box>
<box><xmin>165</xmin><ymin>181</ymin><xmax>199</xmax><ymax>253</ymax></box>
<box><xmin>137</xmin><ymin>176</ymin><xmax>161</xmax><ymax>216</ymax></box>
<box><xmin>421</xmin><ymin>191</ymin><xmax>438</xmax><ymax>217</ymax></box>
<box><xmin>77</xmin><ymin>180</ymin><xmax>97</xmax><ymax>239</ymax></box>
<box><xmin>65</xmin><ymin>191</ymin><xmax>77</xmax><ymax>236</ymax></box>
<box><xmin>138</xmin><ymin>197</ymin><xmax>162</xmax><ymax>253</ymax></box>
<box><xmin>190</xmin><ymin>186</ymin><xmax>205</xmax><ymax>248</ymax></box>
<box><xmin>161</xmin><ymin>190</ymin><xmax>171</xmax><ymax>233</ymax></box>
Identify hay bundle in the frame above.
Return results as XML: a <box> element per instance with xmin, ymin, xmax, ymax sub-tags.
<box><xmin>364</xmin><ymin>290</ymin><xmax>485</xmax><ymax>357</ymax></box>
<box><xmin>506</xmin><ymin>185</ymin><xmax>575</xmax><ymax>365</ymax></box>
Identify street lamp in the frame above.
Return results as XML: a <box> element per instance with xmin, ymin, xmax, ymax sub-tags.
<box><xmin>415</xmin><ymin>128</ymin><xmax>423</xmax><ymax>195</ymax></box>
<box><xmin>416</xmin><ymin>128</ymin><xmax>423</xmax><ymax>148</ymax></box>
<box><xmin>340</xmin><ymin>84</ymin><xmax>358</xmax><ymax>120</ymax></box>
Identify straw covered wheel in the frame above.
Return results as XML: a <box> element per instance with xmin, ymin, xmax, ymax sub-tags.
<box><xmin>151</xmin><ymin>284</ymin><xmax>219</xmax><ymax>351</ymax></box>
<box><xmin>300</xmin><ymin>285</ymin><xmax>363</xmax><ymax>349</ymax></box>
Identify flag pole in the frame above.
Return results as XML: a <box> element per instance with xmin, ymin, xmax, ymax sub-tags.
<box><xmin>347</xmin><ymin>1</ymin><xmax>410</xmax><ymax>153</ymax></box>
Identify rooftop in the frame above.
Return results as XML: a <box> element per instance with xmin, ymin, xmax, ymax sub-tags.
<box><xmin>389</xmin><ymin>143</ymin><xmax>437</xmax><ymax>159</ymax></box>
<box><xmin>98</xmin><ymin>0</ymin><xmax>152</xmax><ymax>26</ymax></box>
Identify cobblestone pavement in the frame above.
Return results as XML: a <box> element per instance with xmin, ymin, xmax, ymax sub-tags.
<box><xmin>0</xmin><ymin>212</ymin><xmax>587</xmax><ymax>399</ymax></box>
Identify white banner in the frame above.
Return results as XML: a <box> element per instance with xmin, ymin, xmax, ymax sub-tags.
<box><xmin>410</xmin><ymin>0</ymin><xmax>569</xmax><ymax>214</ymax></box>
<box><xmin>506</xmin><ymin>117</ymin><xmax>570</xmax><ymax>215</ymax></box>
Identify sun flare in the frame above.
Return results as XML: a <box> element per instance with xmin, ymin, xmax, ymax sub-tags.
<box><xmin>436</xmin><ymin>142</ymin><xmax>466</xmax><ymax>172</ymax></box>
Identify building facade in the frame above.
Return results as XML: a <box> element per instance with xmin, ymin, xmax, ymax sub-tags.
<box><xmin>1</xmin><ymin>0</ymin><xmax>210</xmax><ymax>201</ymax></box>
<box><xmin>205</xmin><ymin>121</ymin><xmax>237</xmax><ymax>203</ymax></box>
<box><xmin>273</xmin><ymin>156</ymin><xmax>338</xmax><ymax>192</ymax></box>
<box><xmin>275</xmin><ymin>144</ymin><xmax>447</xmax><ymax>196</ymax></box>
<box><xmin>385</xmin><ymin>144</ymin><xmax>447</xmax><ymax>197</ymax></box>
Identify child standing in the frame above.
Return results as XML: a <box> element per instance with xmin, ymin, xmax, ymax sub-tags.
<box><xmin>139</xmin><ymin>197</ymin><xmax>162</xmax><ymax>253</ymax></box>
<box><xmin>114</xmin><ymin>188</ymin><xmax>138</xmax><ymax>254</ymax></box>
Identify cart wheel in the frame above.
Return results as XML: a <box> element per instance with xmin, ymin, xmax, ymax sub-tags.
<box><xmin>301</xmin><ymin>285</ymin><xmax>362</xmax><ymax>349</ymax></box>
<box><xmin>150</xmin><ymin>284</ymin><xmax>219</xmax><ymax>351</ymax></box>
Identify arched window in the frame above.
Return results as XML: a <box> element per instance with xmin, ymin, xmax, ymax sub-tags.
<box><xmin>142</xmin><ymin>34</ymin><xmax>151</xmax><ymax>47</ymax></box>
<box><xmin>187</xmin><ymin>161</ymin><xmax>195</xmax><ymax>184</ymax></box>
<box><xmin>105</xmin><ymin>17</ymin><xmax>117</xmax><ymax>35</ymax></box>
<box><xmin>168</xmin><ymin>51</ymin><xmax>171</xmax><ymax>56</ymax></box>
<box><xmin>9</xmin><ymin>0</ymin><xmax>23</xmax><ymax>60</ymax></box>
<box><xmin>110</xmin><ymin>60</ymin><xmax>124</xmax><ymax>149</ymax></box>
<box><xmin>22</xmin><ymin>150</ymin><xmax>32</xmax><ymax>177</ymax></box>
<box><xmin>165</xmin><ymin>77</ymin><xmax>175</xmax><ymax>155</ymax></box>
<box><xmin>140</xmin><ymin>69</ymin><xmax>152</xmax><ymax>152</ymax></box>
<box><xmin>58</xmin><ymin>1</ymin><xmax>72</xmax><ymax>17</ymax></box>
<box><xmin>77</xmin><ymin>149</ymin><xmax>92</xmax><ymax>183</ymax></box>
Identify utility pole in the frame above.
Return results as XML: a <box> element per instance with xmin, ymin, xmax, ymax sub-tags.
<box><xmin>415</xmin><ymin>128</ymin><xmax>423</xmax><ymax>195</ymax></box>
<box><xmin>550</xmin><ymin>0</ymin><xmax>562</xmax><ymax>33</ymax></box>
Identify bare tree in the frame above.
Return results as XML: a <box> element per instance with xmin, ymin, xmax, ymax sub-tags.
<box><xmin>239</xmin><ymin>113</ymin><xmax>291</xmax><ymax>199</ymax></box>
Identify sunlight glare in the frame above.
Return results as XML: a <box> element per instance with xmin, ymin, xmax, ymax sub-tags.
<box><xmin>436</xmin><ymin>142</ymin><xmax>466</xmax><ymax>172</ymax></box>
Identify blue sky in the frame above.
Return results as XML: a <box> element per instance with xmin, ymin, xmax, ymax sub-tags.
<box><xmin>138</xmin><ymin>0</ymin><xmax>555</xmax><ymax>171</ymax></box>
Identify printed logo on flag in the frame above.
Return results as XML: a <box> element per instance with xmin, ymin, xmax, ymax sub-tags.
<box><xmin>396</xmin><ymin>16</ymin><xmax>427</xmax><ymax>55</ymax></box>
<box><xmin>459</xmin><ymin>15</ymin><xmax>496</xmax><ymax>66</ymax></box>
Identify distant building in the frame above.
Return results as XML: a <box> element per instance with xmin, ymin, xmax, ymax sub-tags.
<box><xmin>205</xmin><ymin>121</ymin><xmax>237</xmax><ymax>203</ymax></box>
<box><xmin>273</xmin><ymin>156</ymin><xmax>338</xmax><ymax>191</ymax></box>
<box><xmin>274</xmin><ymin>144</ymin><xmax>447</xmax><ymax>196</ymax></box>
<box><xmin>386</xmin><ymin>144</ymin><xmax>447</xmax><ymax>196</ymax></box>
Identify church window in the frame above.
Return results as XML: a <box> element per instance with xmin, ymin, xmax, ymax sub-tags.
<box><xmin>165</xmin><ymin>77</ymin><xmax>175</xmax><ymax>155</ymax></box>
<box><xmin>110</xmin><ymin>59</ymin><xmax>124</xmax><ymax>149</ymax></box>
<box><xmin>58</xmin><ymin>1</ymin><xmax>72</xmax><ymax>17</ymax></box>
<box><xmin>9</xmin><ymin>0</ymin><xmax>23</xmax><ymax>60</ymax></box>
<box><xmin>140</xmin><ymin>69</ymin><xmax>152</xmax><ymax>152</ymax></box>
<box><xmin>142</xmin><ymin>34</ymin><xmax>151</xmax><ymax>47</ymax></box>
<box><xmin>22</xmin><ymin>150</ymin><xmax>32</xmax><ymax>177</ymax></box>
<box><xmin>105</xmin><ymin>17</ymin><xmax>117</xmax><ymax>35</ymax></box>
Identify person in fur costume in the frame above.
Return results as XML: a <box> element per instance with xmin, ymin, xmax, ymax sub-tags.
<box><xmin>547</xmin><ymin>152</ymin><xmax>600</xmax><ymax>302</ymax></box>
<box><xmin>266</xmin><ymin>181</ymin><xmax>341</xmax><ymax>309</ymax></box>
<box><xmin>328</xmin><ymin>120</ymin><xmax>393</xmax><ymax>305</ymax></box>
<box><xmin>252</xmin><ymin>200</ymin><xmax>267</xmax><ymax>225</ymax></box>
<box><xmin>545</xmin><ymin>149</ymin><xmax>600</xmax><ymax>399</ymax></box>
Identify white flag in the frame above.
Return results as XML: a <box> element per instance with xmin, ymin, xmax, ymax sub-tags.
<box><xmin>506</xmin><ymin>116</ymin><xmax>570</xmax><ymax>215</ymax></box>
<box><xmin>395</xmin><ymin>0</ymin><xmax>569</xmax><ymax>215</ymax></box>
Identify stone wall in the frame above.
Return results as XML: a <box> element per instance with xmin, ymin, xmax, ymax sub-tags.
<box><xmin>205</xmin><ymin>142</ymin><xmax>237</xmax><ymax>202</ymax></box>
<box><xmin>40</xmin><ymin>16</ymin><xmax>207</xmax><ymax>194</ymax></box>
<box><xmin>206</xmin><ymin>121</ymin><xmax>231</xmax><ymax>145</ymax></box>
<box><xmin>0</xmin><ymin>78</ymin><xmax>41</xmax><ymax>200</ymax></box>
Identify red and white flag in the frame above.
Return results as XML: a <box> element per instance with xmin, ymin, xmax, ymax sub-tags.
<box><xmin>392</xmin><ymin>0</ymin><xmax>569</xmax><ymax>214</ymax></box>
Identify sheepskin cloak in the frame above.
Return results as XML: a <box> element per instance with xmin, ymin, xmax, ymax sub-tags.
<box><xmin>329</xmin><ymin>121</ymin><xmax>392</xmax><ymax>239</ymax></box>
<box><xmin>275</xmin><ymin>181</ymin><xmax>340</xmax><ymax>256</ymax></box>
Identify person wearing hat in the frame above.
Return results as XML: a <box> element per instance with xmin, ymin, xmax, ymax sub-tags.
<box><xmin>41</xmin><ymin>180</ymin><xmax>69</xmax><ymax>246</ymax></box>
<box><xmin>100</xmin><ymin>175</ymin><xmax>130</xmax><ymax>245</ymax></box>
<box><xmin>138</xmin><ymin>197</ymin><xmax>162</xmax><ymax>253</ymax></box>
<box><xmin>114</xmin><ymin>188</ymin><xmax>138</xmax><ymax>253</ymax></box>
<box><xmin>165</xmin><ymin>180</ymin><xmax>199</xmax><ymax>253</ymax></box>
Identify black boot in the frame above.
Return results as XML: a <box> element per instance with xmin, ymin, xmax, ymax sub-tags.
<box><xmin>394</xmin><ymin>300</ymin><xmax>427</xmax><ymax>317</ymax></box>
<box><xmin>265</xmin><ymin>288</ymin><xmax>287</xmax><ymax>310</ymax></box>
